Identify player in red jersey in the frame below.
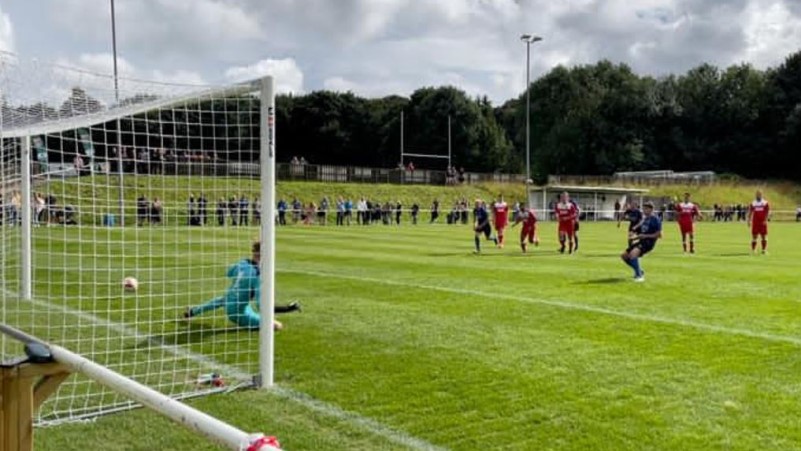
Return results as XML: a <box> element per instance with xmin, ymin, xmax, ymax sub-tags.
<box><xmin>674</xmin><ymin>192</ymin><xmax>702</xmax><ymax>254</ymax></box>
<box><xmin>554</xmin><ymin>192</ymin><xmax>578</xmax><ymax>254</ymax></box>
<box><xmin>747</xmin><ymin>190</ymin><xmax>770</xmax><ymax>254</ymax></box>
<box><xmin>492</xmin><ymin>196</ymin><xmax>509</xmax><ymax>248</ymax></box>
<box><xmin>512</xmin><ymin>205</ymin><xmax>539</xmax><ymax>253</ymax></box>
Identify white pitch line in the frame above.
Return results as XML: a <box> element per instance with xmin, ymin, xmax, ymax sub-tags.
<box><xmin>279</xmin><ymin>268</ymin><xmax>801</xmax><ymax>348</ymax></box>
<box><xmin>1</xmin><ymin>290</ymin><xmax>444</xmax><ymax>451</ymax></box>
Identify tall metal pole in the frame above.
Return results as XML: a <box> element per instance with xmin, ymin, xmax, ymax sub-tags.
<box><xmin>111</xmin><ymin>0</ymin><xmax>119</xmax><ymax>104</ymax></box>
<box><xmin>525</xmin><ymin>41</ymin><xmax>531</xmax><ymax>185</ymax></box>
<box><xmin>521</xmin><ymin>35</ymin><xmax>542</xmax><ymax>185</ymax></box>
<box><xmin>447</xmin><ymin>115</ymin><xmax>452</xmax><ymax>169</ymax></box>
<box><xmin>400</xmin><ymin>110</ymin><xmax>404</xmax><ymax>165</ymax></box>
<box><xmin>111</xmin><ymin>0</ymin><xmax>124</xmax><ymax>225</ymax></box>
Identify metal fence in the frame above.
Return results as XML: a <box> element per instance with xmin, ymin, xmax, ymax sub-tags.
<box><xmin>37</xmin><ymin>159</ymin><xmax>527</xmax><ymax>186</ymax></box>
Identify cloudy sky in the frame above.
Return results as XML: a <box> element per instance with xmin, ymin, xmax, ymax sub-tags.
<box><xmin>1</xmin><ymin>0</ymin><xmax>800</xmax><ymax>104</ymax></box>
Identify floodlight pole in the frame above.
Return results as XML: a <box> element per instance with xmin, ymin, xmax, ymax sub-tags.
<box><xmin>111</xmin><ymin>0</ymin><xmax>119</xmax><ymax>104</ymax></box>
<box><xmin>110</xmin><ymin>0</ymin><xmax>125</xmax><ymax>226</ymax></box>
<box><xmin>520</xmin><ymin>34</ymin><xmax>542</xmax><ymax>186</ymax></box>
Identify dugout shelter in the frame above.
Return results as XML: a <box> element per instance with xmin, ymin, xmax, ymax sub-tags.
<box><xmin>529</xmin><ymin>185</ymin><xmax>649</xmax><ymax>221</ymax></box>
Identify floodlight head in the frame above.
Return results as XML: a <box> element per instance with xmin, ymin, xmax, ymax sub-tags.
<box><xmin>520</xmin><ymin>34</ymin><xmax>543</xmax><ymax>43</ymax></box>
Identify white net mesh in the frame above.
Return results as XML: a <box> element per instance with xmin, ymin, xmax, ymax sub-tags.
<box><xmin>1</xmin><ymin>52</ymin><xmax>266</xmax><ymax>423</ymax></box>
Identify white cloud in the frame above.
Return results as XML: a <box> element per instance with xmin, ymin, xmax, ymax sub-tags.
<box><xmin>224</xmin><ymin>58</ymin><xmax>304</xmax><ymax>94</ymax></box>
<box><xmin>0</xmin><ymin>5</ymin><xmax>14</xmax><ymax>53</ymax></box>
<box><xmin>740</xmin><ymin>0</ymin><xmax>801</xmax><ymax>68</ymax></box>
<box><xmin>6</xmin><ymin>0</ymin><xmax>801</xmax><ymax>105</ymax></box>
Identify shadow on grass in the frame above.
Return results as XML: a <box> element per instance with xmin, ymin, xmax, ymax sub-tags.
<box><xmin>578</xmin><ymin>253</ymin><xmax>624</xmax><ymax>258</ymax></box>
<box><xmin>135</xmin><ymin>322</ymin><xmax>250</xmax><ymax>348</ymax></box>
<box><xmin>576</xmin><ymin>277</ymin><xmax>628</xmax><ymax>285</ymax></box>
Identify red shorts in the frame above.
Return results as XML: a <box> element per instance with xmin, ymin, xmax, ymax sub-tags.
<box><xmin>558</xmin><ymin>221</ymin><xmax>575</xmax><ymax>237</ymax></box>
<box><xmin>521</xmin><ymin>226</ymin><xmax>536</xmax><ymax>242</ymax></box>
<box><xmin>495</xmin><ymin>221</ymin><xmax>507</xmax><ymax>230</ymax></box>
<box><xmin>751</xmin><ymin>223</ymin><xmax>768</xmax><ymax>236</ymax></box>
<box><xmin>679</xmin><ymin>222</ymin><xmax>694</xmax><ymax>234</ymax></box>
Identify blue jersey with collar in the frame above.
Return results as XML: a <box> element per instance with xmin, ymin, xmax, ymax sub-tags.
<box><xmin>475</xmin><ymin>206</ymin><xmax>489</xmax><ymax>225</ymax></box>
<box><xmin>638</xmin><ymin>215</ymin><xmax>662</xmax><ymax>248</ymax></box>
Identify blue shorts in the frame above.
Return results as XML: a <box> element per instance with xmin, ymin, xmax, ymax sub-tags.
<box><xmin>475</xmin><ymin>223</ymin><xmax>492</xmax><ymax>238</ymax></box>
<box><xmin>627</xmin><ymin>241</ymin><xmax>655</xmax><ymax>256</ymax></box>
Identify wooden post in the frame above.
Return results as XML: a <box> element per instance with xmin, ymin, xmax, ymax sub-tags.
<box><xmin>1</xmin><ymin>360</ymin><xmax>70</xmax><ymax>451</ymax></box>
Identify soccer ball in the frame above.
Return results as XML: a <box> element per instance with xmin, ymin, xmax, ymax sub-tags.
<box><xmin>123</xmin><ymin>277</ymin><xmax>139</xmax><ymax>292</ymax></box>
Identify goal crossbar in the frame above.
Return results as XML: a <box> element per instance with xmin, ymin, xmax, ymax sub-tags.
<box><xmin>0</xmin><ymin>324</ymin><xmax>281</xmax><ymax>451</ymax></box>
<box><xmin>1</xmin><ymin>79</ymin><xmax>262</xmax><ymax>139</ymax></box>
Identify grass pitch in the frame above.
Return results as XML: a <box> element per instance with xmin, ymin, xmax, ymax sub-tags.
<box><xmin>24</xmin><ymin>220</ymin><xmax>801</xmax><ymax>450</ymax></box>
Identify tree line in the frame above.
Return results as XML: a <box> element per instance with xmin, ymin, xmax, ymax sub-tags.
<box><xmin>2</xmin><ymin>51</ymin><xmax>799</xmax><ymax>182</ymax></box>
<box><xmin>277</xmin><ymin>50</ymin><xmax>801</xmax><ymax>182</ymax></box>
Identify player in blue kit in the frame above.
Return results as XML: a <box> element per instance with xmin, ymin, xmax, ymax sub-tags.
<box><xmin>473</xmin><ymin>199</ymin><xmax>497</xmax><ymax>253</ymax></box>
<box><xmin>620</xmin><ymin>202</ymin><xmax>661</xmax><ymax>282</ymax></box>
<box><xmin>618</xmin><ymin>201</ymin><xmax>643</xmax><ymax>246</ymax></box>
<box><xmin>184</xmin><ymin>240</ymin><xmax>300</xmax><ymax>329</ymax></box>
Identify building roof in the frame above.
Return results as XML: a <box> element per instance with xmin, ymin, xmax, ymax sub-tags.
<box><xmin>531</xmin><ymin>185</ymin><xmax>649</xmax><ymax>194</ymax></box>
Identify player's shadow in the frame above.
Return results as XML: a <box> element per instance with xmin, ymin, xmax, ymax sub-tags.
<box><xmin>134</xmin><ymin>323</ymin><xmax>250</xmax><ymax>349</ymax></box>
<box><xmin>577</xmin><ymin>277</ymin><xmax>628</xmax><ymax>285</ymax></box>
<box><xmin>578</xmin><ymin>253</ymin><xmax>623</xmax><ymax>258</ymax></box>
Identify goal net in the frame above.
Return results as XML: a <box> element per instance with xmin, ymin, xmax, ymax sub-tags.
<box><xmin>0</xmin><ymin>52</ymin><xmax>277</xmax><ymax>424</ymax></box>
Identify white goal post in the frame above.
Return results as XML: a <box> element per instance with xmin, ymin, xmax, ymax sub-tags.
<box><xmin>0</xmin><ymin>53</ymin><xmax>277</xmax><ymax>426</ymax></box>
<box><xmin>0</xmin><ymin>323</ymin><xmax>281</xmax><ymax>451</ymax></box>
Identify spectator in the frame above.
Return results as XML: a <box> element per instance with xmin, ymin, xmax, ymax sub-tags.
<box><xmin>319</xmin><ymin>197</ymin><xmax>329</xmax><ymax>226</ymax></box>
<box><xmin>46</xmin><ymin>193</ymin><xmax>56</xmax><ymax>225</ymax></box>
<box><xmin>797</xmin><ymin>206</ymin><xmax>801</xmax><ymax>222</ymax></box>
<box><xmin>137</xmin><ymin>195</ymin><xmax>149</xmax><ymax>227</ymax></box>
<box><xmin>458</xmin><ymin>167</ymin><xmax>466</xmax><ymax>184</ymax></box>
<box><xmin>395</xmin><ymin>200</ymin><xmax>402</xmax><ymax>225</ymax></box>
<box><xmin>253</xmin><ymin>197</ymin><xmax>262</xmax><ymax>226</ymax></box>
<box><xmin>198</xmin><ymin>194</ymin><xmax>208</xmax><ymax>226</ymax></box>
<box><xmin>189</xmin><ymin>195</ymin><xmax>201</xmax><ymax>226</ymax></box>
<box><xmin>216</xmin><ymin>198</ymin><xmax>226</xmax><ymax>226</ymax></box>
<box><xmin>151</xmin><ymin>197</ymin><xmax>163</xmax><ymax>225</ymax></box>
<box><xmin>304</xmin><ymin>202</ymin><xmax>317</xmax><ymax>225</ymax></box>
<box><xmin>407</xmin><ymin>161</ymin><xmax>415</xmax><ymax>173</ymax></box>
<box><xmin>228</xmin><ymin>196</ymin><xmax>239</xmax><ymax>226</ymax></box>
<box><xmin>411</xmin><ymin>203</ymin><xmax>419</xmax><ymax>224</ymax></box>
<box><xmin>34</xmin><ymin>193</ymin><xmax>46</xmax><ymax>226</ymax></box>
<box><xmin>299</xmin><ymin>156</ymin><xmax>308</xmax><ymax>165</ymax></box>
<box><xmin>430</xmin><ymin>199</ymin><xmax>440</xmax><ymax>223</ymax></box>
<box><xmin>291</xmin><ymin>198</ymin><xmax>302</xmax><ymax>224</ymax></box>
<box><xmin>277</xmin><ymin>198</ymin><xmax>287</xmax><ymax>225</ymax></box>
<box><xmin>239</xmin><ymin>195</ymin><xmax>249</xmax><ymax>226</ymax></box>
<box><xmin>344</xmin><ymin>198</ymin><xmax>353</xmax><ymax>225</ymax></box>
<box><xmin>73</xmin><ymin>153</ymin><xmax>86</xmax><ymax>176</ymax></box>
<box><xmin>357</xmin><ymin>197</ymin><xmax>367</xmax><ymax>225</ymax></box>
<box><xmin>138</xmin><ymin>148</ymin><xmax>150</xmax><ymax>175</ymax></box>
<box><xmin>336</xmin><ymin>197</ymin><xmax>345</xmax><ymax>226</ymax></box>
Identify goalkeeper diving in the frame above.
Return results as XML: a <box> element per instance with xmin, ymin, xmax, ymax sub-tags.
<box><xmin>184</xmin><ymin>240</ymin><xmax>300</xmax><ymax>330</ymax></box>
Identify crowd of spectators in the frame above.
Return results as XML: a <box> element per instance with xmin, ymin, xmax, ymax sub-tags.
<box><xmin>0</xmin><ymin>192</ymin><xmax>76</xmax><ymax>226</ymax></box>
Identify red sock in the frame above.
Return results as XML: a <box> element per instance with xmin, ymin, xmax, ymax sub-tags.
<box><xmin>751</xmin><ymin>241</ymin><xmax>757</xmax><ymax>251</ymax></box>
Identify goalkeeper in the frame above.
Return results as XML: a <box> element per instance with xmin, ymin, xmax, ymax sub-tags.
<box><xmin>184</xmin><ymin>240</ymin><xmax>300</xmax><ymax>330</ymax></box>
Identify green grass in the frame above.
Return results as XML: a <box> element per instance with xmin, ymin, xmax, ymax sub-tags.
<box><xmin>6</xmin><ymin>219</ymin><xmax>798</xmax><ymax>450</ymax></box>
